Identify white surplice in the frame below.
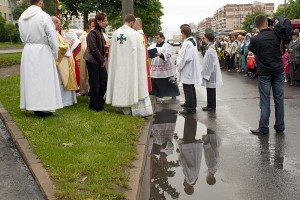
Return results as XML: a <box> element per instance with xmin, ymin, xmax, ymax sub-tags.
<box><xmin>203</xmin><ymin>133</ymin><xmax>220</xmax><ymax>175</ymax></box>
<box><xmin>176</xmin><ymin>36</ymin><xmax>202</xmax><ymax>85</ymax></box>
<box><xmin>19</xmin><ymin>5</ymin><xmax>63</xmax><ymax>111</ymax></box>
<box><xmin>106</xmin><ymin>25</ymin><xmax>150</xmax><ymax>115</ymax></box>
<box><xmin>201</xmin><ymin>45</ymin><xmax>223</xmax><ymax>88</ymax></box>
<box><xmin>148</xmin><ymin>42</ymin><xmax>175</xmax><ymax>78</ymax></box>
<box><xmin>177</xmin><ymin>139</ymin><xmax>203</xmax><ymax>185</ymax></box>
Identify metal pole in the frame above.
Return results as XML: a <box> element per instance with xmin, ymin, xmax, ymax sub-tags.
<box><xmin>122</xmin><ymin>0</ymin><xmax>134</xmax><ymax>21</ymax></box>
<box><xmin>284</xmin><ymin>0</ymin><xmax>286</xmax><ymax>17</ymax></box>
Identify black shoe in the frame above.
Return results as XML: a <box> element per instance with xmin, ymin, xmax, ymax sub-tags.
<box><xmin>180</xmin><ymin>103</ymin><xmax>186</xmax><ymax>107</ymax></box>
<box><xmin>202</xmin><ymin>107</ymin><xmax>216</xmax><ymax>111</ymax></box>
<box><xmin>290</xmin><ymin>82</ymin><xmax>295</xmax><ymax>86</ymax></box>
<box><xmin>172</xmin><ymin>96</ymin><xmax>176</xmax><ymax>99</ymax></box>
<box><xmin>250</xmin><ymin>128</ymin><xmax>268</xmax><ymax>135</ymax></box>
<box><xmin>276</xmin><ymin>130</ymin><xmax>284</xmax><ymax>134</ymax></box>
<box><xmin>179</xmin><ymin>108</ymin><xmax>196</xmax><ymax>114</ymax></box>
<box><xmin>34</xmin><ymin>111</ymin><xmax>53</xmax><ymax>118</ymax></box>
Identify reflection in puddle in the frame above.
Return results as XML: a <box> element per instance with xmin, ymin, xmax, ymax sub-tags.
<box><xmin>145</xmin><ymin>109</ymin><xmax>221</xmax><ymax>199</ymax></box>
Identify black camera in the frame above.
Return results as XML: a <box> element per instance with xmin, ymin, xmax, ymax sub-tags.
<box><xmin>267</xmin><ymin>18</ymin><xmax>274</xmax><ymax>27</ymax></box>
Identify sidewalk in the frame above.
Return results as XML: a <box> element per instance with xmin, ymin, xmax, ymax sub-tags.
<box><xmin>0</xmin><ymin>49</ymin><xmax>23</xmax><ymax>54</ymax></box>
<box><xmin>0</xmin><ymin>65</ymin><xmax>20</xmax><ymax>77</ymax></box>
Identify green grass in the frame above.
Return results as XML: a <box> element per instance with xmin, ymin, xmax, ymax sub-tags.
<box><xmin>0</xmin><ymin>75</ymin><xmax>145</xmax><ymax>200</ymax></box>
<box><xmin>0</xmin><ymin>53</ymin><xmax>22</xmax><ymax>67</ymax></box>
<box><xmin>0</xmin><ymin>42</ymin><xmax>23</xmax><ymax>49</ymax></box>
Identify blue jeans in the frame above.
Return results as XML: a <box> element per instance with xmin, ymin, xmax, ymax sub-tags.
<box><xmin>258</xmin><ymin>73</ymin><xmax>285</xmax><ymax>133</ymax></box>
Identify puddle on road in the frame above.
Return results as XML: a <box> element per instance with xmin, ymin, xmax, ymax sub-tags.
<box><xmin>139</xmin><ymin>109</ymin><xmax>236</xmax><ymax>200</ymax></box>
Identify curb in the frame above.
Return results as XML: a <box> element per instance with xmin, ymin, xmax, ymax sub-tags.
<box><xmin>125</xmin><ymin>119</ymin><xmax>152</xmax><ymax>200</ymax></box>
<box><xmin>125</xmin><ymin>98</ymin><xmax>156</xmax><ymax>200</ymax></box>
<box><xmin>0</xmin><ymin>102</ymin><xmax>55</xmax><ymax>200</ymax></box>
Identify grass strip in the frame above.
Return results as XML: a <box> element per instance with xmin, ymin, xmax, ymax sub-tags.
<box><xmin>0</xmin><ymin>53</ymin><xmax>22</xmax><ymax>67</ymax></box>
<box><xmin>0</xmin><ymin>42</ymin><xmax>23</xmax><ymax>49</ymax></box>
<box><xmin>0</xmin><ymin>75</ymin><xmax>145</xmax><ymax>199</ymax></box>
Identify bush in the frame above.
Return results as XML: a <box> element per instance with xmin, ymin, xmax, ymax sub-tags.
<box><xmin>0</xmin><ymin>15</ymin><xmax>20</xmax><ymax>43</ymax></box>
<box><xmin>5</xmin><ymin>23</ymin><xmax>21</xmax><ymax>43</ymax></box>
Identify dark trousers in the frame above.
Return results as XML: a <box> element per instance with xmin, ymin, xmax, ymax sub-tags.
<box><xmin>206</xmin><ymin>88</ymin><xmax>216</xmax><ymax>108</ymax></box>
<box><xmin>183</xmin><ymin>84</ymin><xmax>197</xmax><ymax>110</ymax></box>
<box><xmin>86</xmin><ymin>60</ymin><xmax>107</xmax><ymax>111</ymax></box>
<box><xmin>229</xmin><ymin>54</ymin><xmax>236</xmax><ymax>70</ymax></box>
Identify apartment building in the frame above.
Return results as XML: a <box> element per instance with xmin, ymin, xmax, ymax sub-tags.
<box><xmin>198</xmin><ymin>17</ymin><xmax>213</xmax><ymax>34</ymax></box>
<box><xmin>211</xmin><ymin>1</ymin><xmax>274</xmax><ymax>33</ymax></box>
<box><xmin>70</xmin><ymin>12</ymin><xmax>114</xmax><ymax>38</ymax></box>
<box><xmin>0</xmin><ymin>0</ymin><xmax>17</xmax><ymax>22</ymax></box>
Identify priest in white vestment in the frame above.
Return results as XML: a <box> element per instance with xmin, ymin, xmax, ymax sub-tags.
<box><xmin>52</xmin><ymin>16</ymin><xmax>77</xmax><ymax>107</ymax></box>
<box><xmin>201</xmin><ymin>32</ymin><xmax>223</xmax><ymax>111</ymax></box>
<box><xmin>176</xmin><ymin>26</ymin><xmax>202</xmax><ymax>114</ymax></box>
<box><xmin>148</xmin><ymin>32</ymin><xmax>180</xmax><ymax>101</ymax></box>
<box><xmin>18</xmin><ymin>0</ymin><xmax>62</xmax><ymax>117</ymax></box>
<box><xmin>106</xmin><ymin>14</ymin><xmax>152</xmax><ymax>116</ymax></box>
<box><xmin>175</xmin><ymin>116</ymin><xmax>203</xmax><ymax>195</ymax></box>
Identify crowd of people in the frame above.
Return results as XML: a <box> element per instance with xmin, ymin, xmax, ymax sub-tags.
<box><xmin>198</xmin><ymin>26</ymin><xmax>300</xmax><ymax>86</ymax></box>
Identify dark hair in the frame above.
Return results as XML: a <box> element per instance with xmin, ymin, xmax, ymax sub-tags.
<box><xmin>94</xmin><ymin>12</ymin><xmax>106</xmax><ymax>30</ymax></box>
<box><xmin>293</xmin><ymin>29</ymin><xmax>299</xmax><ymax>37</ymax></box>
<box><xmin>181</xmin><ymin>26</ymin><xmax>191</xmax><ymax>37</ymax></box>
<box><xmin>124</xmin><ymin>14</ymin><xmax>136</xmax><ymax>23</ymax></box>
<box><xmin>30</xmin><ymin>0</ymin><xmax>40</xmax><ymax>5</ymax></box>
<box><xmin>88</xmin><ymin>18</ymin><xmax>94</xmax><ymax>26</ymax></box>
<box><xmin>155</xmin><ymin>32</ymin><xmax>164</xmax><ymax>38</ymax></box>
<box><xmin>205</xmin><ymin>32</ymin><xmax>214</xmax><ymax>42</ymax></box>
<box><xmin>180</xmin><ymin>24</ymin><xmax>190</xmax><ymax>29</ymax></box>
<box><xmin>255</xmin><ymin>15</ymin><xmax>267</xmax><ymax>29</ymax></box>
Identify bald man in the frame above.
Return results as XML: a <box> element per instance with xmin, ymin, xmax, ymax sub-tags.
<box><xmin>133</xmin><ymin>18</ymin><xmax>152</xmax><ymax>92</ymax></box>
<box><xmin>51</xmin><ymin>16</ymin><xmax>78</xmax><ymax>107</ymax></box>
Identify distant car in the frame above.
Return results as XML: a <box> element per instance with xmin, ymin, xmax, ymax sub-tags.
<box><xmin>173</xmin><ymin>41</ymin><xmax>181</xmax><ymax>46</ymax></box>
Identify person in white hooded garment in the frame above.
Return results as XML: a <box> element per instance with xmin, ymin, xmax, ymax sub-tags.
<box><xmin>18</xmin><ymin>0</ymin><xmax>62</xmax><ymax>117</ymax></box>
<box><xmin>201</xmin><ymin>32</ymin><xmax>223</xmax><ymax>111</ymax></box>
<box><xmin>176</xmin><ymin>25</ymin><xmax>202</xmax><ymax>114</ymax></box>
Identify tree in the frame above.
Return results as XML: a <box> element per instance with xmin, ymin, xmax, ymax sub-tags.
<box><xmin>242</xmin><ymin>10</ymin><xmax>267</xmax><ymax>32</ymax></box>
<box><xmin>205</xmin><ymin>27</ymin><xmax>213</xmax><ymax>33</ymax></box>
<box><xmin>59</xmin><ymin>0</ymin><xmax>163</xmax><ymax>37</ymax></box>
<box><xmin>44</xmin><ymin>0</ymin><xmax>56</xmax><ymax>16</ymax></box>
<box><xmin>12</xmin><ymin>0</ymin><xmax>30</xmax><ymax>20</ymax></box>
<box><xmin>0</xmin><ymin>15</ymin><xmax>8</xmax><ymax>42</ymax></box>
<box><xmin>122</xmin><ymin>0</ymin><xmax>133</xmax><ymax>19</ymax></box>
<box><xmin>273</xmin><ymin>0</ymin><xmax>300</xmax><ymax>19</ymax></box>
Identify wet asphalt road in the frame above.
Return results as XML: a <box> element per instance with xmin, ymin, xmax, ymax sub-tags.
<box><xmin>140</xmin><ymin>67</ymin><xmax>300</xmax><ymax>200</ymax></box>
<box><xmin>0</xmin><ymin>120</ymin><xmax>45</xmax><ymax>200</ymax></box>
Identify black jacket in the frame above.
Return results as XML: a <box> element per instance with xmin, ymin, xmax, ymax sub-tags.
<box><xmin>84</xmin><ymin>28</ymin><xmax>105</xmax><ymax>66</ymax></box>
<box><xmin>248</xmin><ymin>28</ymin><xmax>283</xmax><ymax>76</ymax></box>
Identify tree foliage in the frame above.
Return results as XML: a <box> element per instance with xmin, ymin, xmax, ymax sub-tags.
<box><xmin>13</xmin><ymin>0</ymin><xmax>56</xmax><ymax>20</ymax></box>
<box><xmin>59</xmin><ymin>0</ymin><xmax>163</xmax><ymax>37</ymax></box>
<box><xmin>273</xmin><ymin>0</ymin><xmax>300</xmax><ymax>19</ymax></box>
<box><xmin>0</xmin><ymin>15</ymin><xmax>20</xmax><ymax>43</ymax></box>
<box><xmin>12</xmin><ymin>0</ymin><xmax>30</xmax><ymax>20</ymax></box>
<box><xmin>242</xmin><ymin>10</ymin><xmax>266</xmax><ymax>32</ymax></box>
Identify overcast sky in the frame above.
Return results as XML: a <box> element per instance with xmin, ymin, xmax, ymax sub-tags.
<box><xmin>160</xmin><ymin>0</ymin><xmax>284</xmax><ymax>38</ymax></box>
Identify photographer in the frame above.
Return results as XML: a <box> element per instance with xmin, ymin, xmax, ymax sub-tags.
<box><xmin>248</xmin><ymin>15</ymin><xmax>285</xmax><ymax>135</ymax></box>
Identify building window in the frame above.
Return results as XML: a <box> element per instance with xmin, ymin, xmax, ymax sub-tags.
<box><xmin>4</xmin><ymin>13</ymin><xmax>7</xmax><ymax>20</ymax></box>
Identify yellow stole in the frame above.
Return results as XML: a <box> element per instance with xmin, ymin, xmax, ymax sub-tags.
<box><xmin>56</xmin><ymin>32</ymin><xmax>78</xmax><ymax>91</ymax></box>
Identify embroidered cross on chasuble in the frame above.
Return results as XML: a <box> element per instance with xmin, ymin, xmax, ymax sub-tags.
<box><xmin>117</xmin><ymin>34</ymin><xmax>126</xmax><ymax>44</ymax></box>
